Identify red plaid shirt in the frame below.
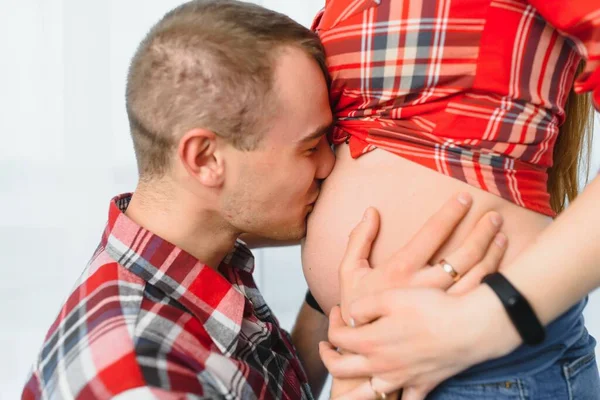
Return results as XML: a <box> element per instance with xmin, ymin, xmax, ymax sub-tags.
<box><xmin>314</xmin><ymin>0</ymin><xmax>600</xmax><ymax>216</ymax></box>
<box><xmin>22</xmin><ymin>194</ymin><xmax>312</xmax><ymax>400</ymax></box>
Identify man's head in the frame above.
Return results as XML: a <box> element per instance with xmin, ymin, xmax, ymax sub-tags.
<box><xmin>126</xmin><ymin>0</ymin><xmax>334</xmax><ymax>240</ymax></box>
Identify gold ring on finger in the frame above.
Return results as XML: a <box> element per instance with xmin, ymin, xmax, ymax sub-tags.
<box><xmin>440</xmin><ymin>259</ymin><xmax>461</xmax><ymax>282</ymax></box>
<box><xmin>370</xmin><ymin>377</ymin><xmax>387</xmax><ymax>399</ymax></box>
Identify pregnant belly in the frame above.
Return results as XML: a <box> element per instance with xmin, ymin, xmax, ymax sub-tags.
<box><xmin>301</xmin><ymin>143</ymin><xmax>552</xmax><ymax>315</ymax></box>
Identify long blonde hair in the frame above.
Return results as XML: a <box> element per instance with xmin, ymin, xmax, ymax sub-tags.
<box><xmin>548</xmin><ymin>62</ymin><xmax>594</xmax><ymax>214</ymax></box>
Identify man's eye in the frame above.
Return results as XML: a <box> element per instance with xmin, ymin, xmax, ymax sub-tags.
<box><xmin>308</xmin><ymin>147</ymin><xmax>319</xmax><ymax>153</ymax></box>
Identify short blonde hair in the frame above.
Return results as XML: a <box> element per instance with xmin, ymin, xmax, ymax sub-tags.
<box><xmin>125</xmin><ymin>0</ymin><xmax>327</xmax><ymax>179</ymax></box>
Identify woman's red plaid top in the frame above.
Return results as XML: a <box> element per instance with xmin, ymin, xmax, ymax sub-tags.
<box><xmin>314</xmin><ymin>0</ymin><xmax>600</xmax><ymax>216</ymax></box>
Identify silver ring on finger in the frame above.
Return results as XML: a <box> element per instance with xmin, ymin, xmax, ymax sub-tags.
<box><xmin>440</xmin><ymin>259</ymin><xmax>461</xmax><ymax>282</ymax></box>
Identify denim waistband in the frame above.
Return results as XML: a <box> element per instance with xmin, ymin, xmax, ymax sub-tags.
<box><xmin>452</xmin><ymin>297</ymin><xmax>594</xmax><ymax>383</ymax></box>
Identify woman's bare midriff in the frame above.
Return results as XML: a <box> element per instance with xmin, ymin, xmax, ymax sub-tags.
<box><xmin>301</xmin><ymin>143</ymin><xmax>552</xmax><ymax>315</ymax></box>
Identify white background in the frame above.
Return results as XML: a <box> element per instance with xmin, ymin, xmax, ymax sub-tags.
<box><xmin>0</xmin><ymin>1</ymin><xmax>598</xmax><ymax>399</ymax></box>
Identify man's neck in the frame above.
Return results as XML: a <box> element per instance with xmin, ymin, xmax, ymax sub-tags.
<box><xmin>124</xmin><ymin>185</ymin><xmax>239</xmax><ymax>270</ymax></box>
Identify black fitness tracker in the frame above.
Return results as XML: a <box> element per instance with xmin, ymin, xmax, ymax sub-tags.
<box><xmin>482</xmin><ymin>272</ymin><xmax>546</xmax><ymax>346</ymax></box>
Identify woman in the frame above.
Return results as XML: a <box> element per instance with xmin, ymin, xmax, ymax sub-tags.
<box><xmin>302</xmin><ymin>0</ymin><xmax>599</xmax><ymax>398</ymax></box>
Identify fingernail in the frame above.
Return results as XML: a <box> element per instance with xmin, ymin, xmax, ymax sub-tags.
<box><xmin>490</xmin><ymin>213</ymin><xmax>503</xmax><ymax>227</ymax></box>
<box><xmin>494</xmin><ymin>233</ymin><xmax>506</xmax><ymax>247</ymax></box>
<box><xmin>349</xmin><ymin>317</ymin><xmax>356</xmax><ymax>328</ymax></box>
<box><xmin>457</xmin><ymin>193</ymin><xmax>472</xmax><ymax>206</ymax></box>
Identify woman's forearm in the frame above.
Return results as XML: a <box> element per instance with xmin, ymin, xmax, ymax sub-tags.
<box><xmin>498</xmin><ymin>174</ymin><xmax>600</xmax><ymax>325</ymax></box>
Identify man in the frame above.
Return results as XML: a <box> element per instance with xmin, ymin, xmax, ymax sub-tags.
<box><xmin>22</xmin><ymin>1</ymin><xmax>505</xmax><ymax>399</ymax></box>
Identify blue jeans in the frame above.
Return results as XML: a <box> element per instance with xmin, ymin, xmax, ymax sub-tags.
<box><xmin>427</xmin><ymin>330</ymin><xmax>600</xmax><ymax>399</ymax></box>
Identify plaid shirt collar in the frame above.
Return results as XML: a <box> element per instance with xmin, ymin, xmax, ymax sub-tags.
<box><xmin>103</xmin><ymin>193</ymin><xmax>249</xmax><ymax>355</ymax></box>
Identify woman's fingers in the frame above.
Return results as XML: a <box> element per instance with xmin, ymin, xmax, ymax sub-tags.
<box><xmin>332</xmin><ymin>380</ymin><xmax>380</xmax><ymax>400</ymax></box>
<box><xmin>444</xmin><ymin>211</ymin><xmax>503</xmax><ymax>269</ymax></box>
<box><xmin>400</xmin><ymin>386</ymin><xmax>428</xmax><ymax>400</ymax></box>
<box><xmin>392</xmin><ymin>193</ymin><xmax>473</xmax><ymax>269</ymax></box>
<box><xmin>329</xmin><ymin>305</ymin><xmax>348</xmax><ymax>328</ymax></box>
<box><xmin>333</xmin><ymin>379</ymin><xmax>385</xmax><ymax>400</ymax></box>
<box><xmin>338</xmin><ymin>208</ymin><xmax>381</xmax><ymax>323</ymax></box>
<box><xmin>447</xmin><ymin>232</ymin><xmax>507</xmax><ymax>295</ymax></box>
<box><xmin>319</xmin><ymin>341</ymin><xmax>372</xmax><ymax>378</ymax></box>
<box><xmin>341</xmin><ymin>207</ymin><xmax>380</xmax><ymax>271</ymax></box>
<box><xmin>336</xmin><ymin>291</ymin><xmax>393</xmax><ymax>328</ymax></box>
<box><xmin>412</xmin><ymin>211</ymin><xmax>503</xmax><ymax>290</ymax></box>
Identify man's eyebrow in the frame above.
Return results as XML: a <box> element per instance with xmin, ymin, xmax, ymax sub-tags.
<box><xmin>297</xmin><ymin>122</ymin><xmax>334</xmax><ymax>143</ymax></box>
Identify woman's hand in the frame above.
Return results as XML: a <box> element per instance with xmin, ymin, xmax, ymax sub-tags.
<box><xmin>321</xmin><ymin>285</ymin><xmax>520</xmax><ymax>399</ymax></box>
<box><xmin>337</xmin><ymin>192</ymin><xmax>507</xmax><ymax>325</ymax></box>
<box><xmin>320</xmin><ymin>192</ymin><xmax>512</xmax><ymax>399</ymax></box>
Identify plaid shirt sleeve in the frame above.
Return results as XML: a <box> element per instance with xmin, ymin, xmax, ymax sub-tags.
<box><xmin>528</xmin><ymin>1</ymin><xmax>600</xmax><ymax>110</ymax></box>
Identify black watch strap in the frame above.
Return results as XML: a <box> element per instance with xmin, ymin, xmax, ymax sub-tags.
<box><xmin>305</xmin><ymin>290</ymin><xmax>325</xmax><ymax>315</ymax></box>
<box><xmin>482</xmin><ymin>272</ymin><xmax>546</xmax><ymax>346</ymax></box>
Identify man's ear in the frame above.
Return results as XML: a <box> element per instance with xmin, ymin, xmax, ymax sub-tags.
<box><xmin>177</xmin><ymin>128</ymin><xmax>226</xmax><ymax>187</ymax></box>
